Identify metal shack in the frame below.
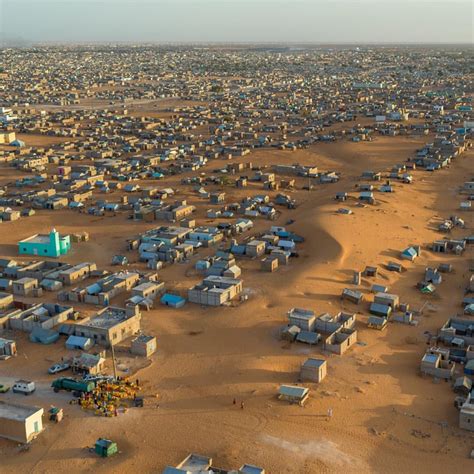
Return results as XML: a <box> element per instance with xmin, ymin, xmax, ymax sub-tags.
<box><xmin>278</xmin><ymin>385</ymin><xmax>309</xmax><ymax>406</ymax></box>
<box><xmin>0</xmin><ymin>401</ymin><xmax>43</xmax><ymax>443</ymax></box>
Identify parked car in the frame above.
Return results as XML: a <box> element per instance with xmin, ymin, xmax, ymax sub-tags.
<box><xmin>48</xmin><ymin>362</ymin><xmax>70</xmax><ymax>375</ymax></box>
<box><xmin>12</xmin><ymin>380</ymin><xmax>36</xmax><ymax>395</ymax></box>
<box><xmin>0</xmin><ymin>384</ymin><xmax>10</xmax><ymax>393</ymax></box>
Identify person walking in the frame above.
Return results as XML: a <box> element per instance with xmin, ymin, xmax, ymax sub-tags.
<box><xmin>327</xmin><ymin>407</ymin><xmax>333</xmax><ymax>421</ymax></box>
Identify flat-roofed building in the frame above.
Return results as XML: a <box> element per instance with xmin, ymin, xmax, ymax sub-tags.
<box><xmin>74</xmin><ymin>305</ymin><xmax>141</xmax><ymax>347</ymax></box>
<box><xmin>188</xmin><ymin>276</ymin><xmax>243</xmax><ymax>306</ymax></box>
<box><xmin>300</xmin><ymin>358</ymin><xmax>327</xmax><ymax>383</ymax></box>
<box><xmin>0</xmin><ymin>401</ymin><xmax>44</xmax><ymax>443</ymax></box>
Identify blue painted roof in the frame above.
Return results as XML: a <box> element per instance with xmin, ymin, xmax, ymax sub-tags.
<box><xmin>161</xmin><ymin>293</ymin><xmax>185</xmax><ymax>304</ymax></box>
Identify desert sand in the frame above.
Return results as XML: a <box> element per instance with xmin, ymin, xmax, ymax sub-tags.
<box><xmin>0</xmin><ymin>134</ymin><xmax>473</xmax><ymax>473</ymax></box>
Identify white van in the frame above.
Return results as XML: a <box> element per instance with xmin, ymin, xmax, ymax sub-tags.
<box><xmin>12</xmin><ymin>380</ymin><xmax>36</xmax><ymax>395</ymax></box>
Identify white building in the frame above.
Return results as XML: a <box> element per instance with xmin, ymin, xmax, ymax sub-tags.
<box><xmin>0</xmin><ymin>401</ymin><xmax>44</xmax><ymax>443</ymax></box>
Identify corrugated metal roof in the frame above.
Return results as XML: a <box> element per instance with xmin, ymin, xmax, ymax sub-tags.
<box><xmin>278</xmin><ymin>385</ymin><xmax>308</xmax><ymax>399</ymax></box>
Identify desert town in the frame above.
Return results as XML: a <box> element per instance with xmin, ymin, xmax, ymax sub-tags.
<box><xmin>0</xmin><ymin>45</ymin><xmax>473</xmax><ymax>473</ymax></box>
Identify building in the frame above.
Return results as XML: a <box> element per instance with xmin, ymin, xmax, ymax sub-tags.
<box><xmin>71</xmin><ymin>353</ymin><xmax>106</xmax><ymax>375</ymax></box>
<box><xmin>18</xmin><ymin>229</ymin><xmax>71</xmax><ymax>258</ymax></box>
<box><xmin>420</xmin><ymin>348</ymin><xmax>455</xmax><ymax>380</ymax></box>
<box><xmin>160</xmin><ymin>293</ymin><xmax>186</xmax><ymax>308</ymax></box>
<box><xmin>65</xmin><ymin>271</ymin><xmax>140</xmax><ymax>306</ymax></box>
<box><xmin>163</xmin><ymin>453</ymin><xmax>265</xmax><ymax>474</ymax></box>
<box><xmin>374</xmin><ymin>292</ymin><xmax>400</xmax><ymax>309</ymax></box>
<box><xmin>12</xmin><ymin>277</ymin><xmax>39</xmax><ymax>296</ymax></box>
<box><xmin>131</xmin><ymin>334</ymin><xmax>157</xmax><ymax>357</ymax></box>
<box><xmin>300</xmin><ymin>358</ymin><xmax>327</xmax><ymax>383</ymax></box>
<box><xmin>0</xmin><ymin>336</ymin><xmax>17</xmax><ymax>357</ymax></box>
<box><xmin>73</xmin><ymin>305</ymin><xmax>141</xmax><ymax>347</ymax></box>
<box><xmin>57</xmin><ymin>262</ymin><xmax>97</xmax><ymax>285</ymax></box>
<box><xmin>261</xmin><ymin>256</ymin><xmax>278</xmax><ymax>272</ymax></box>
<box><xmin>188</xmin><ymin>276</ymin><xmax>243</xmax><ymax>306</ymax></box>
<box><xmin>0</xmin><ymin>401</ymin><xmax>44</xmax><ymax>443</ymax></box>
<box><xmin>131</xmin><ymin>281</ymin><xmax>165</xmax><ymax>301</ymax></box>
<box><xmin>278</xmin><ymin>385</ymin><xmax>309</xmax><ymax>406</ymax></box>
<box><xmin>7</xmin><ymin>303</ymin><xmax>73</xmax><ymax>332</ymax></box>
<box><xmin>460</xmin><ymin>393</ymin><xmax>474</xmax><ymax>432</ymax></box>
<box><xmin>287</xmin><ymin>308</ymin><xmax>316</xmax><ymax>332</ymax></box>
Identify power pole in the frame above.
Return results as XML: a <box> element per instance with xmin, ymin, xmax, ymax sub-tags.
<box><xmin>110</xmin><ymin>341</ymin><xmax>117</xmax><ymax>380</ymax></box>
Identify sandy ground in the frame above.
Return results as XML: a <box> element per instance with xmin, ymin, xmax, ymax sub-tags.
<box><xmin>0</xmin><ymin>136</ymin><xmax>473</xmax><ymax>473</ymax></box>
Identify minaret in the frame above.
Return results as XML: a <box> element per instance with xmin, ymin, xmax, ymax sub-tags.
<box><xmin>50</xmin><ymin>228</ymin><xmax>60</xmax><ymax>256</ymax></box>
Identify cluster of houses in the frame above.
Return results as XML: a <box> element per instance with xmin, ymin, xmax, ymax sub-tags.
<box><xmin>0</xmin><ymin>46</ymin><xmax>472</xmax><ymax>469</ymax></box>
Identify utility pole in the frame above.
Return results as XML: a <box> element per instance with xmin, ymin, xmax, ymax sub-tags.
<box><xmin>110</xmin><ymin>341</ymin><xmax>117</xmax><ymax>380</ymax></box>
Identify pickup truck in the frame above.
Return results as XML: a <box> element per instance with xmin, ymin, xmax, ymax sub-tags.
<box><xmin>52</xmin><ymin>377</ymin><xmax>94</xmax><ymax>395</ymax></box>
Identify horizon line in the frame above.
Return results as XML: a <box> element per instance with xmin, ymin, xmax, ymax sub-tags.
<box><xmin>1</xmin><ymin>41</ymin><xmax>473</xmax><ymax>47</ymax></box>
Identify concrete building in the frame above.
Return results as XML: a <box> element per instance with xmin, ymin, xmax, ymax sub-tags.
<box><xmin>57</xmin><ymin>262</ymin><xmax>97</xmax><ymax>285</ymax></box>
<box><xmin>74</xmin><ymin>305</ymin><xmax>141</xmax><ymax>347</ymax></box>
<box><xmin>300</xmin><ymin>358</ymin><xmax>327</xmax><ymax>383</ymax></box>
<box><xmin>18</xmin><ymin>229</ymin><xmax>71</xmax><ymax>258</ymax></box>
<box><xmin>420</xmin><ymin>348</ymin><xmax>455</xmax><ymax>380</ymax></box>
<box><xmin>131</xmin><ymin>281</ymin><xmax>165</xmax><ymax>301</ymax></box>
<box><xmin>188</xmin><ymin>276</ymin><xmax>243</xmax><ymax>306</ymax></box>
<box><xmin>131</xmin><ymin>334</ymin><xmax>157</xmax><ymax>357</ymax></box>
<box><xmin>0</xmin><ymin>336</ymin><xmax>17</xmax><ymax>357</ymax></box>
<box><xmin>0</xmin><ymin>401</ymin><xmax>44</xmax><ymax>443</ymax></box>
<box><xmin>246</xmin><ymin>240</ymin><xmax>266</xmax><ymax>257</ymax></box>
<box><xmin>374</xmin><ymin>292</ymin><xmax>400</xmax><ymax>309</ymax></box>
<box><xmin>261</xmin><ymin>256</ymin><xmax>279</xmax><ymax>272</ymax></box>
<box><xmin>7</xmin><ymin>303</ymin><xmax>73</xmax><ymax>332</ymax></box>
<box><xmin>288</xmin><ymin>308</ymin><xmax>316</xmax><ymax>332</ymax></box>
<box><xmin>460</xmin><ymin>393</ymin><xmax>474</xmax><ymax>432</ymax></box>
<box><xmin>66</xmin><ymin>271</ymin><xmax>140</xmax><ymax>306</ymax></box>
<box><xmin>71</xmin><ymin>353</ymin><xmax>106</xmax><ymax>375</ymax></box>
<box><xmin>12</xmin><ymin>277</ymin><xmax>39</xmax><ymax>296</ymax></box>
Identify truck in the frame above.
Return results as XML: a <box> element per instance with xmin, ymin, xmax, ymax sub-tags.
<box><xmin>52</xmin><ymin>377</ymin><xmax>94</xmax><ymax>395</ymax></box>
<box><xmin>12</xmin><ymin>380</ymin><xmax>36</xmax><ymax>395</ymax></box>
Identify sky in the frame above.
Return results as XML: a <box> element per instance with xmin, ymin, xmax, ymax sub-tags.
<box><xmin>0</xmin><ymin>0</ymin><xmax>472</xmax><ymax>45</ymax></box>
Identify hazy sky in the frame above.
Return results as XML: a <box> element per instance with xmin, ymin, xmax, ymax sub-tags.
<box><xmin>1</xmin><ymin>0</ymin><xmax>472</xmax><ymax>44</ymax></box>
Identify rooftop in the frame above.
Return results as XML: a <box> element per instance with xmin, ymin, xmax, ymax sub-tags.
<box><xmin>19</xmin><ymin>234</ymin><xmax>50</xmax><ymax>244</ymax></box>
<box><xmin>83</xmin><ymin>307</ymin><xmax>136</xmax><ymax>329</ymax></box>
<box><xmin>0</xmin><ymin>401</ymin><xmax>43</xmax><ymax>422</ymax></box>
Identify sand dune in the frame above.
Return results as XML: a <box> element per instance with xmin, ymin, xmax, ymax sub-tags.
<box><xmin>0</xmin><ymin>138</ymin><xmax>473</xmax><ymax>473</ymax></box>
